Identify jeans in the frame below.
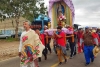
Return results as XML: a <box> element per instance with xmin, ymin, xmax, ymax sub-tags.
<box><xmin>38</xmin><ymin>47</ymin><xmax>48</xmax><ymax>61</ymax></box>
<box><xmin>42</xmin><ymin>47</ymin><xmax>48</xmax><ymax>59</ymax></box>
<box><xmin>84</xmin><ymin>45</ymin><xmax>94</xmax><ymax>64</ymax></box>
<box><xmin>46</xmin><ymin>43</ymin><xmax>51</xmax><ymax>53</ymax></box>
<box><xmin>69</xmin><ymin>42</ymin><xmax>76</xmax><ymax>57</ymax></box>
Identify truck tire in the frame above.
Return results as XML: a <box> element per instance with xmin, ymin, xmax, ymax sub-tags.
<box><xmin>5</xmin><ymin>36</ymin><xmax>8</xmax><ymax>39</ymax></box>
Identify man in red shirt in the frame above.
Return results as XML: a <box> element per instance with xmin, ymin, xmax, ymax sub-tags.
<box><xmin>54</xmin><ymin>26</ymin><xmax>67</xmax><ymax>65</ymax></box>
<box><xmin>91</xmin><ymin>29</ymin><xmax>99</xmax><ymax>46</ymax></box>
<box><xmin>35</xmin><ymin>28</ymin><xmax>48</xmax><ymax>62</ymax></box>
<box><xmin>77</xmin><ymin>28</ymin><xmax>84</xmax><ymax>53</ymax></box>
<box><xmin>97</xmin><ymin>28</ymin><xmax>100</xmax><ymax>45</ymax></box>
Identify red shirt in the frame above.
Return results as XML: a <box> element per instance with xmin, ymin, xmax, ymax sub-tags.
<box><xmin>68</xmin><ymin>27</ymin><xmax>73</xmax><ymax>31</ymax></box>
<box><xmin>56</xmin><ymin>32</ymin><xmax>66</xmax><ymax>47</ymax></box>
<box><xmin>77</xmin><ymin>31</ymin><xmax>83</xmax><ymax>42</ymax></box>
<box><xmin>40</xmin><ymin>34</ymin><xmax>45</xmax><ymax>45</ymax></box>
<box><xmin>98</xmin><ymin>37</ymin><xmax>100</xmax><ymax>43</ymax></box>
<box><xmin>92</xmin><ymin>33</ymin><xmax>99</xmax><ymax>38</ymax></box>
<box><xmin>92</xmin><ymin>32</ymin><xmax>99</xmax><ymax>44</ymax></box>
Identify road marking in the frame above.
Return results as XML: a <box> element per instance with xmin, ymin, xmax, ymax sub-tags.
<box><xmin>50</xmin><ymin>62</ymin><xmax>59</xmax><ymax>67</ymax></box>
<box><xmin>51</xmin><ymin>57</ymin><xmax>70</xmax><ymax>67</ymax></box>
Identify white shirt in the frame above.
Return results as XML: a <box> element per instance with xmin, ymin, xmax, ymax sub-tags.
<box><xmin>19</xmin><ymin>29</ymin><xmax>31</xmax><ymax>52</ymax></box>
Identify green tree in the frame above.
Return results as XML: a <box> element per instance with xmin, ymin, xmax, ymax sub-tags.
<box><xmin>39</xmin><ymin>3</ymin><xmax>47</xmax><ymax>15</ymax></box>
<box><xmin>0</xmin><ymin>0</ymin><xmax>47</xmax><ymax>38</ymax></box>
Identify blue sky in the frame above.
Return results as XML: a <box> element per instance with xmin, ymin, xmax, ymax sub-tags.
<box><xmin>44</xmin><ymin>0</ymin><xmax>100</xmax><ymax>27</ymax></box>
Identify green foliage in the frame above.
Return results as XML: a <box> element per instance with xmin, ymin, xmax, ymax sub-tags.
<box><xmin>0</xmin><ymin>0</ymin><xmax>47</xmax><ymax>38</ymax></box>
<box><xmin>0</xmin><ymin>0</ymin><xmax>47</xmax><ymax>21</ymax></box>
<box><xmin>39</xmin><ymin>3</ymin><xmax>47</xmax><ymax>15</ymax></box>
<box><xmin>6</xmin><ymin>37</ymin><xmax>16</xmax><ymax>42</ymax></box>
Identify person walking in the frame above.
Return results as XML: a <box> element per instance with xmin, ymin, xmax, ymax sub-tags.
<box><xmin>35</xmin><ymin>28</ymin><xmax>48</xmax><ymax>61</ymax></box>
<box><xmin>82</xmin><ymin>27</ymin><xmax>98</xmax><ymax>66</ymax></box>
<box><xmin>44</xmin><ymin>26</ymin><xmax>52</xmax><ymax>54</ymax></box>
<box><xmin>18</xmin><ymin>21</ymin><xmax>44</xmax><ymax>67</ymax></box>
<box><xmin>77</xmin><ymin>28</ymin><xmax>84</xmax><ymax>53</ymax></box>
<box><xmin>54</xmin><ymin>26</ymin><xmax>67</xmax><ymax>65</ymax></box>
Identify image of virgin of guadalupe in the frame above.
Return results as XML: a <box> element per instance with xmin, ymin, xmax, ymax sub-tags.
<box><xmin>57</xmin><ymin>2</ymin><xmax>66</xmax><ymax>27</ymax></box>
<box><xmin>23</xmin><ymin>45</ymin><xmax>33</xmax><ymax>62</ymax></box>
<box><xmin>57</xmin><ymin>2</ymin><xmax>65</xmax><ymax>16</ymax></box>
<box><xmin>24</xmin><ymin>46</ymin><xmax>33</xmax><ymax>58</ymax></box>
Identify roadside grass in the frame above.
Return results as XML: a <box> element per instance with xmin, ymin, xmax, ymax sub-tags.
<box><xmin>0</xmin><ymin>37</ymin><xmax>20</xmax><ymax>42</ymax></box>
<box><xmin>6</xmin><ymin>37</ymin><xmax>16</xmax><ymax>42</ymax></box>
<box><xmin>6</xmin><ymin>37</ymin><xmax>20</xmax><ymax>42</ymax></box>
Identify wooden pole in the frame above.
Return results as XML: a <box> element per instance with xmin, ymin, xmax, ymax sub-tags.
<box><xmin>66</xmin><ymin>34</ymin><xmax>74</xmax><ymax>42</ymax></box>
<box><xmin>46</xmin><ymin>35</ymin><xmax>48</xmax><ymax>44</ymax></box>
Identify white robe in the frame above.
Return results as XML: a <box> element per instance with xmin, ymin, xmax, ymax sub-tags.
<box><xmin>19</xmin><ymin>29</ymin><xmax>45</xmax><ymax>67</ymax></box>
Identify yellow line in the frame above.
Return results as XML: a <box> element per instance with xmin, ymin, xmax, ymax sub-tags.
<box><xmin>50</xmin><ymin>57</ymin><xmax>70</xmax><ymax>67</ymax></box>
<box><xmin>51</xmin><ymin>63</ymin><xmax>59</xmax><ymax>67</ymax></box>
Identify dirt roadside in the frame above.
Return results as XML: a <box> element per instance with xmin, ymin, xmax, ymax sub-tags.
<box><xmin>0</xmin><ymin>39</ymin><xmax>54</xmax><ymax>61</ymax></box>
<box><xmin>0</xmin><ymin>40</ymin><xmax>19</xmax><ymax>61</ymax></box>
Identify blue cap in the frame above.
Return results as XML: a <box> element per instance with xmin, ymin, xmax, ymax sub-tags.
<box><xmin>85</xmin><ymin>26</ymin><xmax>89</xmax><ymax>28</ymax></box>
<box><xmin>85</xmin><ymin>26</ymin><xmax>89</xmax><ymax>30</ymax></box>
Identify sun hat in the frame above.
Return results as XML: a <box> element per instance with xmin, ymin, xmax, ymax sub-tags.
<box><xmin>93</xmin><ymin>46</ymin><xmax>100</xmax><ymax>57</ymax></box>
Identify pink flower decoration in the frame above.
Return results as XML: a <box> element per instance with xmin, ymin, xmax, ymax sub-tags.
<box><xmin>37</xmin><ymin>50</ymin><xmax>40</xmax><ymax>54</ymax></box>
<box><xmin>68</xmin><ymin>27</ymin><xmax>73</xmax><ymax>31</ymax></box>
<box><xmin>35</xmin><ymin>46</ymin><xmax>39</xmax><ymax>50</ymax></box>
<box><xmin>62</xmin><ymin>28</ymin><xmax>73</xmax><ymax>34</ymax></box>
<box><xmin>59</xmin><ymin>15</ymin><xmax>66</xmax><ymax>21</ymax></box>
<box><xmin>33</xmin><ymin>54</ymin><xmax>37</xmax><ymax>58</ymax></box>
<box><xmin>62</xmin><ymin>28</ymin><xmax>68</xmax><ymax>33</ymax></box>
<box><xmin>44</xmin><ymin>29</ymin><xmax>57</xmax><ymax>35</ymax></box>
<box><xmin>20</xmin><ymin>55</ymin><xmax>24</xmax><ymax>59</ymax></box>
<box><xmin>24</xmin><ymin>59</ymin><xmax>30</xmax><ymax>64</ymax></box>
<box><xmin>22</xmin><ymin>36</ymin><xmax>28</xmax><ymax>42</ymax></box>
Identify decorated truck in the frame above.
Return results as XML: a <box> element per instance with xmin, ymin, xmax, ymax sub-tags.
<box><xmin>44</xmin><ymin>0</ymin><xmax>75</xmax><ymax>44</ymax></box>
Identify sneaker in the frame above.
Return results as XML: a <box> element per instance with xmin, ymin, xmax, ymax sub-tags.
<box><xmin>70</xmin><ymin>56</ymin><xmax>73</xmax><ymax>59</ymax></box>
<box><xmin>73</xmin><ymin>52</ymin><xmax>76</xmax><ymax>56</ymax></box>
<box><xmin>91</xmin><ymin>59</ymin><xmax>94</xmax><ymax>62</ymax></box>
<box><xmin>85</xmin><ymin>63</ymin><xmax>90</xmax><ymax>66</ymax></box>
<box><xmin>45</xmin><ymin>56</ymin><xmax>47</xmax><ymax>60</ymax></box>
<box><xmin>59</xmin><ymin>62</ymin><xmax>62</xmax><ymax>65</ymax></box>
<box><xmin>65</xmin><ymin>59</ymin><xmax>67</xmax><ymax>63</ymax></box>
<box><xmin>70</xmin><ymin>55</ymin><xmax>73</xmax><ymax>58</ymax></box>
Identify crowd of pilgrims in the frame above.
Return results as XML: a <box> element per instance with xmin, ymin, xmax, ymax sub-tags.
<box><xmin>34</xmin><ymin>25</ymin><xmax>100</xmax><ymax>65</ymax></box>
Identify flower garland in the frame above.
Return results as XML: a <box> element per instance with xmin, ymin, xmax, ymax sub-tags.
<box><xmin>59</xmin><ymin>15</ymin><xmax>66</xmax><ymax>21</ymax></box>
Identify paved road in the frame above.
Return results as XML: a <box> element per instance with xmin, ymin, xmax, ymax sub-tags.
<box><xmin>0</xmin><ymin>57</ymin><xmax>20</xmax><ymax>67</ymax></box>
<box><xmin>0</xmin><ymin>51</ymin><xmax>100</xmax><ymax>67</ymax></box>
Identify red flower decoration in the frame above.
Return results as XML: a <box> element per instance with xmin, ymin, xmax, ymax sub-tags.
<box><xmin>35</xmin><ymin>46</ymin><xmax>39</xmax><ymax>50</ymax></box>
<box><xmin>22</xmin><ymin>36</ymin><xmax>28</xmax><ymax>42</ymax></box>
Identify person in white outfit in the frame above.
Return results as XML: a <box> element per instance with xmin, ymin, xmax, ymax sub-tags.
<box><xmin>18</xmin><ymin>21</ymin><xmax>44</xmax><ymax>67</ymax></box>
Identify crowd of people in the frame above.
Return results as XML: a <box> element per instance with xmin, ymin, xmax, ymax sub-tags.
<box><xmin>41</xmin><ymin>25</ymin><xmax>100</xmax><ymax>66</ymax></box>
<box><xmin>18</xmin><ymin>21</ymin><xmax>100</xmax><ymax>67</ymax></box>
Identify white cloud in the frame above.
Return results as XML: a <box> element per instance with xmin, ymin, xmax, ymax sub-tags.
<box><xmin>73</xmin><ymin>0</ymin><xmax>100</xmax><ymax>27</ymax></box>
<box><xmin>75</xmin><ymin>9</ymin><xmax>85</xmax><ymax>16</ymax></box>
<box><xmin>44</xmin><ymin>0</ymin><xmax>49</xmax><ymax>7</ymax></box>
